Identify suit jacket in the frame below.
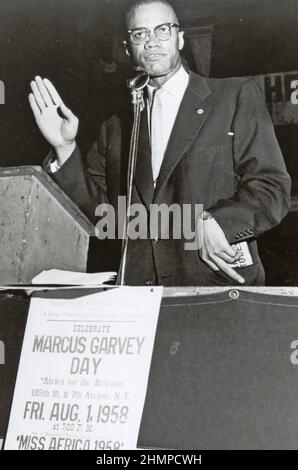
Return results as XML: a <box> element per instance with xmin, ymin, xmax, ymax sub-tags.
<box><xmin>48</xmin><ymin>71</ymin><xmax>291</xmax><ymax>286</ymax></box>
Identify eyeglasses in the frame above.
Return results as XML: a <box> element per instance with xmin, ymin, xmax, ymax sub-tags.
<box><xmin>127</xmin><ymin>22</ymin><xmax>179</xmax><ymax>45</ymax></box>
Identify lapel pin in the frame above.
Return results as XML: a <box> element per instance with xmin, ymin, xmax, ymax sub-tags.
<box><xmin>197</xmin><ymin>108</ymin><xmax>204</xmax><ymax>114</ymax></box>
<box><xmin>228</xmin><ymin>131</ymin><xmax>234</xmax><ymax>136</ymax></box>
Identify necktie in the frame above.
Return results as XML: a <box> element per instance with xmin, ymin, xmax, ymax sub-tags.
<box><xmin>150</xmin><ymin>88</ymin><xmax>164</xmax><ymax>185</ymax></box>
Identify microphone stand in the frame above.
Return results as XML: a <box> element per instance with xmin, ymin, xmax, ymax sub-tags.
<box><xmin>116</xmin><ymin>72</ymin><xmax>149</xmax><ymax>286</ymax></box>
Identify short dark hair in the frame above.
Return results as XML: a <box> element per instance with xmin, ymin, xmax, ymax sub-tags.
<box><xmin>125</xmin><ymin>0</ymin><xmax>179</xmax><ymax>27</ymax></box>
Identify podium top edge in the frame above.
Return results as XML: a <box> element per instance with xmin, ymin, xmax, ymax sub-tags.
<box><xmin>0</xmin><ymin>165</ymin><xmax>94</xmax><ymax>234</ymax></box>
<box><xmin>0</xmin><ymin>165</ymin><xmax>43</xmax><ymax>176</ymax></box>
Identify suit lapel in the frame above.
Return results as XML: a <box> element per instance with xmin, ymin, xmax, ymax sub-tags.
<box><xmin>154</xmin><ymin>72</ymin><xmax>212</xmax><ymax>199</ymax></box>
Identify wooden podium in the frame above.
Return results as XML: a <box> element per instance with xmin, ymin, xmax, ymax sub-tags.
<box><xmin>0</xmin><ymin>166</ymin><xmax>94</xmax><ymax>284</ymax></box>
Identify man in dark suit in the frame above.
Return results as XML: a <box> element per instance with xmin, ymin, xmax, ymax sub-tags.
<box><xmin>28</xmin><ymin>0</ymin><xmax>291</xmax><ymax>286</ymax></box>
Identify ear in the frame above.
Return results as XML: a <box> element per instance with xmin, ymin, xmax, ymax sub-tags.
<box><xmin>123</xmin><ymin>41</ymin><xmax>131</xmax><ymax>58</ymax></box>
<box><xmin>178</xmin><ymin>30</ymin><xmax>184</xmax><ymax>51</ymax></box>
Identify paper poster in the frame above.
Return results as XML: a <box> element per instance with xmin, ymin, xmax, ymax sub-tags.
<box><xmin>4</xmin><ymin>287</ymin><xmax>163</xmax><ymax>450</ymax></box>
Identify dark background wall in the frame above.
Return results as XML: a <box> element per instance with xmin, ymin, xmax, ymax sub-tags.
<box><xmin>1</xmin><ymin>0</ymin><xmax>298</xmax><ymax>164</ymax></box>
<box><xmin>0</xmin><ymin>0</ymin><xmax>298</xmax><ymax>284</ymax></box>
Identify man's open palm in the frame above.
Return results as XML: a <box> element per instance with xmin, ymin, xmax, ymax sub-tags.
<box><xmin>28</xmin><ymin>76</ymin><xmax>78</xmax><ymax>150</ymax></box>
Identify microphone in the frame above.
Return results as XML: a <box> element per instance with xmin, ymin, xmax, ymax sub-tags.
<box><xmin>117</xmin><ymin>71</ymin><xmax>149</xmax><ymax>285</ymax></box>
<box><xmin>127</xmin><ymin>72</ymin><xmax>149</xmax><ymax>106</ymax></box>
<box><xmin>127</xmin><ymin>72</ymin><xmax>150</xmax><ymax>91</ymax></box>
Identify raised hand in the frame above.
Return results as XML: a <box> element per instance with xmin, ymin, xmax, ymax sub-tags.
<box><xmin>29</xmin><ymin>76</ymin><xmax>79</xmax><ymax>165</ymax></box>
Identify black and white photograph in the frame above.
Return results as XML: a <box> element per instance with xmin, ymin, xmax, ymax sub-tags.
<box><xmin>1</xmin><ymin>0</ymin><xmax>298</xmax><ymax>454</ymax></box>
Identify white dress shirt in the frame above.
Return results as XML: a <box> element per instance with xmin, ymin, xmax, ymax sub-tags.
<box><xmin>147</xmin><ymin>66</ymin><xmax>189</xmax><ymax>184</ymax></box>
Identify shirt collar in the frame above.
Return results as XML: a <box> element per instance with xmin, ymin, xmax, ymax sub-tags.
<box><xmin>147</xmin><ymin>66</ymin><xmax>189</xmax><ymax>104</ymax></box>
